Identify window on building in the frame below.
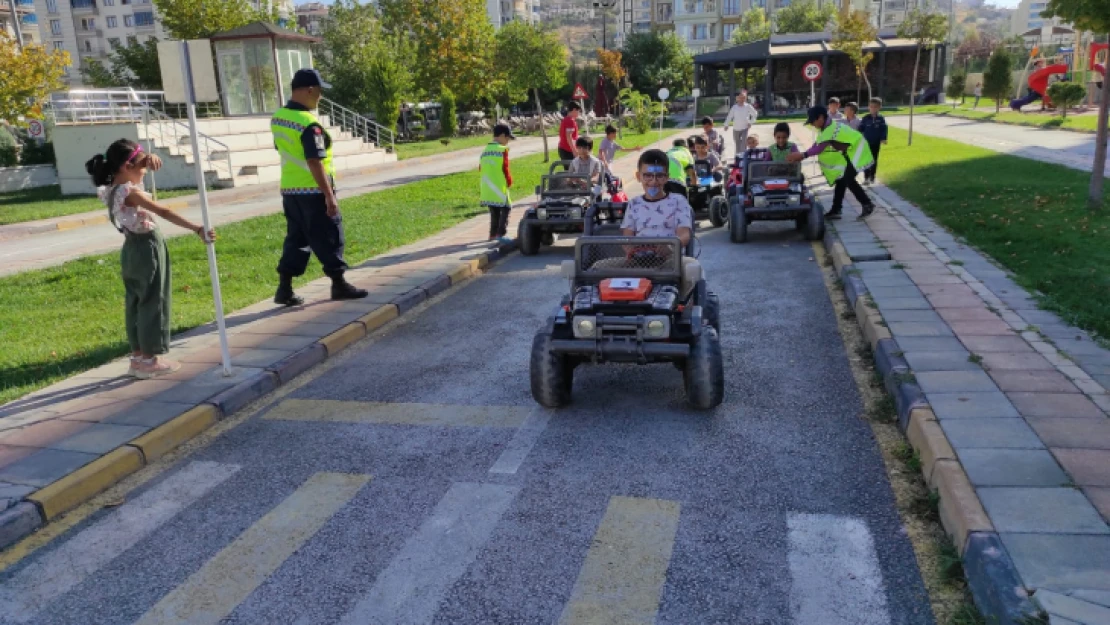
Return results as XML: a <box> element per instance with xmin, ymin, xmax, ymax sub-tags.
<box><xmin>84</xmin><ymin>39</ymin><xmax>92</xmax><ymax>52</ymax></box>
<box><xmin>1029</xmin><ymin>2</ymin><xmax>1046</xmax><ymax>9</ymax></box>
<box><xmin>134</xmin><ymin>11</ymin><xmax>153</xmax><ymax>26</ymax></box>
<box><xmin>723</xmin><ymin>0</ymin><xmax>740</xmax><ymax>14</ymax></box>
<box><xmin>124</xmin><ymin>14</ymin><xmax>133</xmax><ymax>26</ymax></box>
<box><xmin>108</xmin><ymin>37</ymin><xmax>121</xmax><ymax>48</ymax></box>
<box><xmin>52</xmin><ymin>40</ymin><xmax>64</xmax><ymax>50</ymax></box>
<box><xmin>106</xmin><ymin>15</ymin><xmax>116</xmax><ymax>27</ymax></box>
<box><xmin>1027</xmin><ymin>20</ymin><xmax>1043</xmax><ymax>28</ymax></box>
<box><xmin>45</xmin><ymin>0</ymin><xmax>58</xmax><ymax>13</ymax></box>
<box><xmin>71</xmin><ymin>0</ymin><xmax>95</xmax><ymax>8</ymax></box>
<box><xmin>723</xmin><ymin>22</ymin><xmax>737</xmax><ymax>39</ymax></box>
<box><xmin>50</xmin><ymin>18</ymin><xmax>62</xmax><ymax>35</ymax></box>
<box><xmin>103</xmin><ymin>0</ymin><xmax>113</xmax><ymax>5</ymax></box>
<box><xmin>80</xmin><ymin>17</ymin><xmax>94</xmax><ymax>30</ymax></box>
<box><xmin>680</xmin><ymin>0</ymin><xmax>715</xmax><ymax>14</ymax></box>
<box><xmin>122</xmin><ymin>0</ymin><xmax>131</xmax><ymax>4</ymax></box>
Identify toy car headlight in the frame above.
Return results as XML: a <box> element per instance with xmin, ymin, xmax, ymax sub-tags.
<box><xmin>570</xmin><ymin>208</ymin><xmax>582</xmax><ymax>219</ymax></box>
<box><xmin>573</xmin><ymin>318</ymin><xmax>597</xmax><ymax>338</ymax></box>
<box><xmin>645</xmin><ymin>316</ymin><xmax>670</xmax><ymax>338</ymax></box>
<box><xmin>788</xmin><ymin>194</ymin><xmax>801</xmax><ymax>204</ymax></box>
<box><xmin>754</xmin><ymin>196</ymin><xmax>768</xmax><ymax>208</ymax></box>
<box><xmin>537</xmin><ymin>208</ymin><xmax>548</xmax><ymax>219</ymax></box>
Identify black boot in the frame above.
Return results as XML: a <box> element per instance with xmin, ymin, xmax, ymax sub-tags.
<box><xmin>858</xmin><ymin>204</ymin><xmax>875</xmax><ymax>220</ymax></box>
<box><xmin>824</xmin><ymin>208</ymin><xmax>842</xmax><ymax>220</ymax></box>
<box><xmin>274</xmin><ymin>274</ymin><xmax>304</xmax><ymax>307</ymax></box>
<box><xmin>331</xmin><ymin>276</ymin><xmax>368</xmax><ymax>300</ymax></box>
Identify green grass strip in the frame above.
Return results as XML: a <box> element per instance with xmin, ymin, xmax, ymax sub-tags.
<box><xmin>879</xmin><ymin>127</ymin><xmax>1110</xmax><ymax>342</ymax></box>
<box><xmin>0</xmin><ymin>186</ymin><xmax>195</xmax><ymax>226</ymax></box>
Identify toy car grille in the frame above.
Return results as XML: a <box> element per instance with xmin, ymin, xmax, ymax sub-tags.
<box><xmin>578</xmin><ymin>241</ymin><xmax>681</xmax><ymax>275</ymax></box>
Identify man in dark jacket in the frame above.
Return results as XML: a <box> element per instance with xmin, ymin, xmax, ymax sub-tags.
<box><xmin>858</xmin><ymin>97</ymin><xmax>888</xmax><ymax>185</ymax></box>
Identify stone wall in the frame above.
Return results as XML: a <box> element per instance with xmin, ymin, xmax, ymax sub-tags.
<box><xmin>0</xmin><ymin>165</ymin><xmax>58</xmax><ymax>193</ymax></box>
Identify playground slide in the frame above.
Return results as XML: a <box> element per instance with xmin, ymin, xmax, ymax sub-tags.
<box><xmin>1011</xmin><ymin>63</ymin><xmax>1069</xmax><ymax>110</ymax></box>
<box><xmin>1096</xmin><ymin>63</ymin><xmax>1106</xmax><ymax>88</ymax></box>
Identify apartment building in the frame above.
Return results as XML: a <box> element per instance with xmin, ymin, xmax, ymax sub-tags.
<box><xmin>1009</xmin><ymin>0</ymin><xmax>1072</xmax><ymax>41</ymax></box>
<box><xmin>32</xmin><ymin>0</ymin><xmax>168</xmax><ymax>83</ymax></box>
<box><xmin>295</xmin><ymin>1</ymin><xmax>328</xmax><ymax>37</ymax></box>
<box><xmin>2</xmin><ymin>0</ymin><xmax>39</xmax><ymax>45</ymax></box>
<box><xmin>488</xmin><ymin>0</ymin><xmax>540</xmax><ymax>29</ymax></box>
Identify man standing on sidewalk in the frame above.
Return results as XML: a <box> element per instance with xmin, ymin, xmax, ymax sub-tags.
<box><xmin>722</xmin><ymin>91</ymin><xmax>757</xmax><ymax>158</ymax></box>
<box><xmin>787</xmin><ymin>105</ymin><xmax>875</xmax><ymax>220</ymax></box>
<box><xmin>271</xmin><ymin>69</ymin><xmax>368</xmax><ymax>306</ymax></box>
<box><xmin>558</xmin><ymin>102</ymin><xmax>581</xmax><ymax>164</ymax></box>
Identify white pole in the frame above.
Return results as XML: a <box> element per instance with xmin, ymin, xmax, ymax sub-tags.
<box><xmin>180</xmin><ymin>41</ymin><xmax>233</xmax><ymax>377</ymax></box>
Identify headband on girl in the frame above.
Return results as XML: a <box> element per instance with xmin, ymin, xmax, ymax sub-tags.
<box><xmin>125</xmin><ymin>145</ymin><xmax>144</xmax><ymax>164</ymax></box>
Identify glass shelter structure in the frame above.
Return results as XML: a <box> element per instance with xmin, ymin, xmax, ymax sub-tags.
<box><xmin>210</xmin><ymin>22</ymin><xmax>320</xmax><ymax>117</ymax></box>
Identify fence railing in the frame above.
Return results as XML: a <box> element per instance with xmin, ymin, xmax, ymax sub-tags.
<box><xmin>44</xmin><ymin>89</ymin><xmax>232</xmax><ymax>182</ymax></box>
<box><xmin>318</xmin><ymin>97</ymin><xmax>395</xmax><ymax>154</ymax></box>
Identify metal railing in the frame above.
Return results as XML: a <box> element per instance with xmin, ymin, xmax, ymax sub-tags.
<box><xmin>318</xmin><ymin>96</ymin><xmax>395</xmax><ymax>154</ymax></box>
<box><xmin>44</xmin><ymin>89</ymin><xmax>233</xmax><ymax>182</ymax></box>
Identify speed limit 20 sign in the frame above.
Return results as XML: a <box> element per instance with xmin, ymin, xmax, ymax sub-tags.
<box><xmin>802</xmin><ymin>61</ymin><xmax>823</xmax><ymax>82</ymax></box>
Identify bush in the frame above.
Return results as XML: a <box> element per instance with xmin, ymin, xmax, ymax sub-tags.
<box><xmin>946</xmin><ymin>70</ymin><xmax>967</xmax><ymax>108</ymax></box>
<box><xmin>19</xmin><ymin>141</ymin><xmax>55</xmax><ymax>166</ymax></box>
<box><xmin>1046</xmin><ymin>81</ymin><xmax>1086</xmax><ymax>118</ymax></box>
<box><xmin>439</xmin><ymin>88</ymin><xmax>458</xmax><ymax>139</ymax></box>
<box><xmin>618</xmin><ymin>88</ymin><xmax>666</xmax><ymax>135</ymax></box>
<box><xmin>0</xmin><ymin>128</ymin><xmax>18</xmax><ymax>167</ymax></box>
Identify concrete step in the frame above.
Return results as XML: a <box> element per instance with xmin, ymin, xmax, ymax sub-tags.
<box><xmin>214</xmin><ymin>138</ymin><xmax>379</xmax><ymax>168</ymax></box>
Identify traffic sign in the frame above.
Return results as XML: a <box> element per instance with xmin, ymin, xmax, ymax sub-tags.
<box><xmin>572</xmin><ymin>82</ymin><xmax>589</xmax><ymax>99</ymax></box>
<box><xmin>27</xmin><ymin>120</ymin><xmax>44</xmax><ymax>138</ymax></box>
<box><xmin>802</xmin><ymin>61</ymin><xmax>823</xmax><ymax>83</ymax></box>
<box><xmin>691</xmin><ymin>88</ymin><xmax>700</xmax><ymax>98</ymax></box>
<box><xmin>658</xmin><ymin>87</ymin><xmax>670</xmax><ymax>101</ymax></box>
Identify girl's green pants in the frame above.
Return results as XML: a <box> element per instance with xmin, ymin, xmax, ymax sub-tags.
<box><xmin>120</xmin><ymin>229</ymin><xmax>171</xmax><ymax>356</ymax></box>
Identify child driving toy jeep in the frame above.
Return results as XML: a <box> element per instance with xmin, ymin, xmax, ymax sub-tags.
<box><xmin>769</xmin><ymin>122</ymin><xmax>800</xmax><ymax>162</ymax></box>
<box><xmin>622</xmin><ymin>149</ymin><xmax>694</xmax><ymax>247</ymax></box>
<box><xmin>569</xmin><ymin>136</ymin><xmax>604</xmax><ymax>198</ymax></box>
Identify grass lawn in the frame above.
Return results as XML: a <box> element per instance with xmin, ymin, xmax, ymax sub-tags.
<box><xmin>0</xmin><ymin>186</ymin><xmax>198</xmax><ymax>227</ymax></box>
<box><xmin>394</xmin><ymin>135</ymin><xmax>496</xmax><ymax>160</ymax></box>
<box><xmin>0</xmin><ymin>130</ymin><xmax>678</xmax><ymax>405</ymax></box>
<box><xmin>878</xmin><ymin>127</ymin><xmax>1110</xmax><ymax>342</ymax></box>
<box><xmin>933</xmin><ymin>107</ymin><xmax>1104</xmax><ymax>133</ymax></box>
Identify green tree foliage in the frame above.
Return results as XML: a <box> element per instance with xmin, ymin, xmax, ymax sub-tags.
<box><xmin>946</xmin><ymin>68</ymin><xmax>967</xmax><ymax>108</ymax></box>
<box><xmin>774</xmin><ymin>0</ymin><xmax>837</xmax><ymax>34</ymax></box>
<box><xmin>152</xmin><ymin>0</ymin><xmax>279</xmax><ymax>40</ymax></box>
<box><xmin>1041</xmin><ymin>0</ymin><xmax>1110</xmax><ymax>209</ymax></box>
<box><xmin>731</xmin><ymin>8</ymin><xmax>771</xmax><ymax>45</ymax></box>
<box><xmin>378</xmin><ymin>0</ymin><xmax>497</xmax><ymax>106</ymax></box>
<box><xmin>0</xmin><ymin>33</ymin><xmax>71</xmax><ymax>123</ymax></box>
<box><xmin>832</xmin><ymin>10</ymin><xmax>877</xmax><ymax>101</ymax></box>
<box><xmin>495</xmin><ymin>21</ymin><xmax>568</xmax><ymax>161</ymax></box>
<box><xmin>80</xmin><ymin>38</ymin><xmax>162</xmax><ymax>90</ymax></box>
<box><xmin>318</xmin><ymin>0</ymin><xmax>413</xmax><ymax>135</ymax></box>
<box><xmin>0</xmin><ymin>125</ymin><xmax>16</xmax><ymax>166</ymax></box>
<box><xmin>439</xmin><ymin>87</ymin><xmax>457</xmax><ymax>139</ymax></box>
<box><xmin>982</xmin><ymin>46</ymin><xmax>1014</xmax><ymax>114</ymax></box>
<box><xmin>620</xmin><ymin>32</ymin><xmax>693</xmax><ymax>97</ymax></box>
<box><xmin>897</xmin><ymin>9</ymin><xmax>948</xmax><ymax>145</ymax></box>
<box><xmin>618</xmin><ymin>88</ymin><xmax>666</xmax><ymax>135</ymax></box>
<box><xmin>1046</xmin><ymin>81</ymin><xmax>1086</xmax><ymax>119</ymax></box>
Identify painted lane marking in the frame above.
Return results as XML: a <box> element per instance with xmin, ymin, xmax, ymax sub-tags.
<box><xmin>264</xmin><ymin>399</ymin><xmax>529</xmax><ymax>429</ymax></box>
<box><xmin>338</xmin><ymin>481</ymin><xmax>518</xmax><ymax>625</ymax></box>
<box><xmin>134</xmin><ymin>472</ymin><xmax>369</xmax><ymax>625</ymax></box>
<box><xmin>0</xmin><ymin>461</ymin><xmax>241</xmax><ymax>624</ymax></box>
<box><xmin>559</xmin><ymin>496</ymin><xmax>681</xmax><ymax>625</ymax></box>
<box><xmin>488</xmin><ymin>408</ymin><xmax>551</xmax><ymax>474</ymax></box>
<box><xmin>787</xmin><ymin>513</ymin><xmax>891</xmax><ymax>625</ymax></box>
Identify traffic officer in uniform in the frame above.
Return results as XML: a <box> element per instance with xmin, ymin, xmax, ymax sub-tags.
<box><xmin>664</xmin><ymin>138</ymin><xmax>695</xmax><ymax>196</ymax></box>
<box><xmin>271</xmin><ymin>68</ymin><xmax>367</xmax><ymax>306</ymax></box>
<box><xmin>788</xmin><ymin>105</ymin><xmax>875</xmax><ymax>220</ymax></box>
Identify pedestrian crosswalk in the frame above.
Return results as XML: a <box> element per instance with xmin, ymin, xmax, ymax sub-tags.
<box><xmin>0</xmin><ymin>461</ymin><xmax>899</xmax><ymax>625</ymax></box>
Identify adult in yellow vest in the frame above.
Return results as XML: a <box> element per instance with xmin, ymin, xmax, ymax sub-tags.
<box><xmin>271</xmin><ymin>69</ymin><xmax>367</xmax><ymax>306</ymax></box>
<box><xmin>665</xmin><ymin>138</ymin><xmax>695</xmax><ymax>195</ymax></box>
<box><xmin>787</xmin><ymin>105</ymin><xmax>875</xmax><ymax>220</ymax></box>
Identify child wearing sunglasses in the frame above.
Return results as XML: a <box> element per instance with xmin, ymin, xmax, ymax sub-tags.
<box><xmin>86</xmin><ymin>138</ymin><xmax>216</xmax><ymax>379</ymax></box>
<box><xmin>621</xmin><ymin>149</ymin><xmax>694</xmax><ymax>248</ymax></box>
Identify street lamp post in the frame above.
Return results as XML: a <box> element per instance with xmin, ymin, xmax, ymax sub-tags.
<box><xmin>593</xmin><ymin>0</ymin><xmax>618</xmax><ymax>50</ymax></box>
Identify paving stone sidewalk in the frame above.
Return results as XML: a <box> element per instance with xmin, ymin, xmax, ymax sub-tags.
<box><xmin>824</xmin><ymin>180</ymin><xmax>1110</xmax><ymax>625</ymax></box>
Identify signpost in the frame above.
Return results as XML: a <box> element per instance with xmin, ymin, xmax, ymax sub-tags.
<box><xmin>657</xmin><ymin>87</ymin><xmax>669</xmax><ymax>139</ymax></box>
<box><xmin>27</xmin><ymin>120</ymin><xmax>44</xmax><ymax>139</ymax></box>
<box><xmin>691</xmin><ymin>88</ymin><xmax>700</xmax><ymax>127</ymax></box>
<box><xmin>573</xmin><ymin>82</ymin><xmax>589</xmax><ymax>119</ymax></box>
<box><xmin>802</xmin><ymin>60</ymin><xmax>823</xmax><ymax>108</ymax></box>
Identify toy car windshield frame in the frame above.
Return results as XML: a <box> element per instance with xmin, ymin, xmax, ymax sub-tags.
<box><xmin>573</xmin><ymin>236</ymin><xmax>683</xmax><ymax>283</ymax></box>
<box><xmin>541</xmin><ymin>173</ymin><xmax>594</xmax><ymax>197</ymax></box>
<box><xmin>745</xmin><ymin>161</ymin><xmax>803</xmax><ymax>185</ymax></box>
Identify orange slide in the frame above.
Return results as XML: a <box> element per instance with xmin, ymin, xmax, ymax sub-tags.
<box><xmin>1028</xmin><ymin>63</ymin><xmax>1069</xmax><ymax>105</ymax></box>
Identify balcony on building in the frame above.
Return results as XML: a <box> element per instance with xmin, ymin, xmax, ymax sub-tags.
<box><xmin>134</xmin><ymin>10</ymin><xmax>155</xmax><ymax>30</ymax></box>
<box><xmin>71</xmin><ymin>0</ymin><xmax>98</xmax><ymax>14</ymax></box>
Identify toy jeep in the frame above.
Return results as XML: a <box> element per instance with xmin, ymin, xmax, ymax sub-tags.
<box><xmin>688</xmin><ymin>159</ymin><xmax>728</xmax><ymax>228</ymax></box>
<box><xmin>518</xmin><ymin>162</ymin><xmax>627</xmax><ymax>254</ymax></box>
<box><xmin>728</xmin><ymin>150</ymin><xmax>823</xmax><ymax>243</ymax></box>
<box><xmin>530</xmin><ymin>236</ymin><xmax>723</xmax><ymax>410</ymax></box>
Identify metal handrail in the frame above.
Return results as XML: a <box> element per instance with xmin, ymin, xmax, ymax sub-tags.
<box><xmin>318</xmin><ymin>96</ymin><xmax>395</xmax><ymax>154</ymax></box>
<box><xmin>44</xmin><ymin>89</ymin><xmax>233</xmax><ymax>182</ymax></box>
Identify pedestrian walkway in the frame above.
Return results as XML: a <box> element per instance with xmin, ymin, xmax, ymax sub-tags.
<box><xmin>0</xmin><ymin>135</ymin><xmax>676</xmax><ymax>552</ymax></box>
<box><xmin>886</xmin><ymin>115</ymin><xmax>1110</xmax><ymax>177</ymax></box>
<box><xmin>0</xmin><ymin>138</ymin><xmax>546</xmax><ymax>277</ymax></box>
<box><xmin>823</xmin><ymin>181</ymin><xmax>1110</xmax><ymax>625</ymax></box>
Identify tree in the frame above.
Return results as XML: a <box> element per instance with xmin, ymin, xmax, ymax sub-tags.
<box><xmin>1041</xmin><ymin>0</ymin><xmax>1109</xmax><ymax>210</ymax></box>
<box><xmin>946</xmin><ymin>68</ymin><xmax>967</xmax><ymax>108</ymax></box>
<box><xmin>81</xmin><ymin>38</ymin><xmax>162</xmax><ymax>90</ymax></box>
<box><xmin>897</xmin><ymin>9</ymin><xmax>948</xmax><ymax>145</ymax></box>
<box><xmin>152</xmin><ymin>0</ymin><xmax>279</xmax><ymax>40</ymax></box>
<box><xmin>597</xmin><ymin>48</ymin><xmax>626</xmax><ymax>87</ymax></box>
<box><xmin>774</xmin><ymin>0</ymin><xmax>837</xmax><ymax>34</ymax></box>
<box><xmin>318</xmin><ymin>0</ymin><xmax>413</xmax><ymax>135</ymax></box>
<box><xmin>620</xmin><ymin>32</ymin><xmax>693</xmax><ymax>97</ymax></box>
<box><xmin>983</xmin><ymin>46</ymin><xmax>1013</xmax><ymax>114</ymax></box>
<box><xmin>496</xmin><ymin>21</ymin><xmax>568</xmax><ymax>161</ymax></box>
<box><xmin>1047</xmin><ymin>81</ymin><xmax>1086</xmax><ymax>119</ymax></box>
<box><xmin>378</xmin><ymin>0</ymin><xmax>497</xmax><ymax>106</ymax></box>
<box><xmin>618</xmin><ymin>88</ymin><xmax>666</xmax><ymax>135</ymax></box>
<box><xmin>732</xmin><ymin>8</ymin><xmax>771</xmax><ymax>45</ymax></box>
<box><xmin>439</xmin><ymin>87</ymin><xmax>457</xmax><ymax>139</ymax></box>
<box><xmin>832</xmin><ymin>10</ymin><xmax>877</xmax><ymax>103</ymax></box>
<box><xmin>0</xmin><ymin>33</ymin><xmax>70</xmax><ymax>123</ymax></box>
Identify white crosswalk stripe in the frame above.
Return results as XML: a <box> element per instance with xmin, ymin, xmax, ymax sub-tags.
<box><xmin>0</xmin><ymin>461</ymin><xmax>241</xmax><ymax>624</ymax></box>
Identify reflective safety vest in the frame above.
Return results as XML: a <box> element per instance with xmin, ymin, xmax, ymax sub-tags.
<box><xmin>479</xmin><ymin>142</ymin><xmax>511</xmax><ymax>207</ymax></box>
<box><xmin>271</xmin><ymin>106</ymin><xmax>335</xmax><ymax>195</ymax></box>
<box><xmin>768</xmin><ymin>141</ymin><xmax>797</xmax><ymax>163</ymax></box>
<box><xmin>815</xmin><ymin>121</ymin><xmax>873</xmax><ymax>186</ymax></box>
<box><xmin>666</xmin><ymin>146</ymin><xmax>694</xmax><ymax>184</ymax></box>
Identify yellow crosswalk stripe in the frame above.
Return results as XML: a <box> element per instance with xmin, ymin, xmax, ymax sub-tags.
<box><xmin>133</xmin><ymin>472</ymin><xmax>370</xmax><ymax>625</ymax></box>
<box><xmin>264</xmin><ymin>398</ymin><xmax>530</xmax><ymax>428</ymax></box>
<box><xmin>558</xmin><ymin>496</ymin><xmax>681</xmax><ymax>625</ymax></box>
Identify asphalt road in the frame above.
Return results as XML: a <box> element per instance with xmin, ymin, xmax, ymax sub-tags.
<box><xmin>0</xmin><ymin>216</ymin><xmax>935</xmax><ymax>624</ymax></box>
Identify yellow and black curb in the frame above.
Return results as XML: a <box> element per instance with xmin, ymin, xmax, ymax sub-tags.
<box><xmin>0</xmin><ymin>241</ymin><xmax>515</xmax><ymax>551</ymax></box>
<box><xmin>819</xmin><ymin>226</ymin><xmax>1042</xmax><ymax>625</ymax></box>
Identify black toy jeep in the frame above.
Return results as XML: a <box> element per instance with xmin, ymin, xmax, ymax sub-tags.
<box><xmin>728</xmin><ymin>150</ymin><xmax>823</xmax><ymax>243</ymax></box>
<box><xmin>518</xmin><ymin>161</ymin><xmax>625</xmax><ymax>255</ymax></box>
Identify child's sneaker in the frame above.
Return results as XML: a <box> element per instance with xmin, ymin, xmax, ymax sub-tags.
<box><xmin>135</xmin><ymin>357</ymin><xmax>181</xmax><ymax>379</ymax></box>
<box><xmin>127</xmin><ymin>356</ymin><xmax>143</xmax><ymax>377</ymax></box>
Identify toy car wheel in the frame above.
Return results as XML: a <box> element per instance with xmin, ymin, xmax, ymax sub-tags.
<box><xmin>704</xmin><ymin>292</ymin><xmax>720</xmax><ymax>333</ymax></box>
<box><xmin>728</xmin><ymin>200</ymin><xmax>748</xmax><ymax>244</ymax></box>
<box><xmin>530</xmin><ymin>332</ymin><xmax>572</xmax><ymax>407</ymax></box>
<box><xmin>708</xmin><ymin>196</ymin><xmax>728</xmax><ymax>228</ymax></box>
<box><xmin>518</xmin><ymin>221</ymin><xmax>541</xmax><ymax>256</ymax></box>
<box><xmin>684</xmin><ymin>327</ymin><xmax>724</xmax><ymax>410</ymax></box>
<box><xmin>794</xmin><ymin>215</ymin><xmax>807</xmax><ymax>231</ymax></box>
<box><xmin>804</xmin><ymin>202</ymin><xmax>825</xmax><ymax>241</ymax></box>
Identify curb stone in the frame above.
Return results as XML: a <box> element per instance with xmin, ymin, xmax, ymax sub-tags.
<box><xmin>819</xmin><ymin>233</ymin><xmax>1042</xmax><ymax>625</ymax></box>
<box><xmin>0</xmin><ymin>243</ymin><xmax>513</xmax><ymax>551</ymax></box>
